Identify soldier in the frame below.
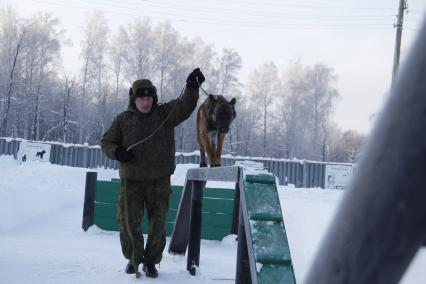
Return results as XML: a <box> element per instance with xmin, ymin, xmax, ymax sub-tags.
<box><xmin>101</xmin><ymin>68</ymin><xmax>205</xmax><ymax>278</ymax></box>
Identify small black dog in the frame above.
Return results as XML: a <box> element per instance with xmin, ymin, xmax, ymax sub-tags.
<box><xmin>36</xmin><ymin>150</ymin><xmax>46</xmax><ymax>159</ymax></box>
<box><xmin>22</xmin><ymin>154</ymin><xmax>26</xmax><ymax>162</ymax></box>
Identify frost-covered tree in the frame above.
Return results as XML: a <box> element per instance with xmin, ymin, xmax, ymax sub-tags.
<box><xmin>245</xmin><ymin>62</ymin><xmax>281</xmax><ymax>156</ymax></box>
<box><xmin>304</xmin><ymin>63</ymin><xmax>339</xmax><ymax>160</ymax></box>
<box><xmin>329</xmin><ymin>130</ymin><xmax>366</xmax><ymax>162</ymax></box>
<box><xmin>215</xmin><ymin>48</ymin><xmax>242</xmax><ymax>153</ymax></box>
<box><xmin>0</xmin><ymin>7</ymin><xmax>26</xmax><ymax>137</ymax></box>
<box><xmin>124</xmin><ymin>18</ymin><xmax>156</xmax><ymax>81</ymax></box>
<box><xmin>110</xmin><ymin>26</ymin><xmax>128</xmax><ymax>101</ymax></box>
<box><xmin>78</xmin><ymin>11</ymin><xmax>109</xmax><ymax>144</ymax></box>
<box><xmin>153</xmin><ymin>22</ymin><xmax>180</xmax><ymax>102</ymax></box>
<box><xmin>26</xmin><ymin>12</ymin><xmax>62</xmax><ymax>141</ymax></box>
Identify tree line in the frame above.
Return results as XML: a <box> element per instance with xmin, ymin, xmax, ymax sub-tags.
<box><xmin>0</xmin><ymin>7</ymin><xmax>365</xmax><ymax>162</ymax></box>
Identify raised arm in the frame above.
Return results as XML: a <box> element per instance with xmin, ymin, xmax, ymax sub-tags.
<box><xmin>164</xmin><ymin>68</ymin><xmax>205</xmax><ymax>127</ymax></box>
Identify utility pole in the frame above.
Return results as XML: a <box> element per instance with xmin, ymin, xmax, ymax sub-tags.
<box><xmin>392</xmin><ymin>0</ymin><xmax>407</xmax><ymax>88</ymax></box>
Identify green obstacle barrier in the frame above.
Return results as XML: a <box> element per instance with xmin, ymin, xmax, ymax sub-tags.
<box><xmin>84</xmin><ymin>176</ymin><xmax>236</xmax><ymax>241</ymax></box>
<box><xmin>83</xmin><ymin>168</ymin><xmax>297</xmax><ymax>283</ymax></box>
<box><xmin>241</xmin><ymin>174</ymin><xmax>296</xmax><ymax>284</ymax></box>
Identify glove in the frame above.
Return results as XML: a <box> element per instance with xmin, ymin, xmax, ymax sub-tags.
<box><xmin>115</xmin><ymin>146</ymin><xmax>133</xmax><ymax>162</ymax></box>
<box><xmin>186</xmin><ymin>68</ymin><xmax>205</xmax><ymax>89</ymax></box>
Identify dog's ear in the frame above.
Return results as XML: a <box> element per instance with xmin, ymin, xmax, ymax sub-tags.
<box><xmin>230</xmin><ymin>98</ymin><xmax>236</xmax><ymax>105</ymax></box>
<box><xmin>209</xmin><ymin>94</ymin><xmax>216</xmax><ymax>101</ymax></box>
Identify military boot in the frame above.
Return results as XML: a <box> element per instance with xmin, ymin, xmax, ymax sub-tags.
<box><xmin>125</xmin><ymin>260</ymin><xmax>138</xmax><ymax>274</ymax></box>
<box><xmin>143</xmin><ymin>264</ymin><xmax>158</xmax><ymax>278</ymax></box>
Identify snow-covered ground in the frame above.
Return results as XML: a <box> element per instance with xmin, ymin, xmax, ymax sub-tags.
<box><xmin>0</xmin><ymin>155</ymin><xmax>424</xmax><ymax>283</ymax></box>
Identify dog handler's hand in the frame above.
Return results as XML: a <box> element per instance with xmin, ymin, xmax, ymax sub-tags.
<box><xmin>115</xmin><ymin>146</ymin><xmax>134</xmax><ymax>162</ymax></box>
<box><xmin>186</xmin><ymin>68</ymin><xmax>205</xmax><ymax>89</ymax></box>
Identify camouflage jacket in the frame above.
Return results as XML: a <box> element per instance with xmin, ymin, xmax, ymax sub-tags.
<box><xmin>101</xmin><ymin>87</ymin><xmax>199</xmax><ymax>181</ymax></box>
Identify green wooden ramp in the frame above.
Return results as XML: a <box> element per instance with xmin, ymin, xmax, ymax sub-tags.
<box><xmin>242</xmin><ymin>174</ymin><xmax>296</xmax><ymax>284</ymax></box>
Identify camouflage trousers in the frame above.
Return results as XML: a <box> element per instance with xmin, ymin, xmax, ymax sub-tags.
<box><xmin>117</xmin><ymin>176</ymin><xmax>171</xmax><ymax>265</ymax></box>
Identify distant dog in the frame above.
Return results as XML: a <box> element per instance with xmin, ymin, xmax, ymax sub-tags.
<box><xmin>22</xmin><ymin>154</ymin><xmax>26</xmax><ymax>162</ymax></box>
<box><xmin>36</xmin><ymin>150</ymin><xmax>46</xmax><ymax>159</ymax></box>
<box><xmin>197</xmin><ymin>94</ymin><xmax>236</xmax><ymax>167</ymax></box>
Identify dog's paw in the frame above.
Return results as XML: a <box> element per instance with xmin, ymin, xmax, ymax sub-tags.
<box><xmin>200</xmin><ymin>162</ymin><xmax>207</xmax><ymax>168</ymax></box>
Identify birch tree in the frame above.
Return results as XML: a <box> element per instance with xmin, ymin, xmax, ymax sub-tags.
<box><xmin>61</xmin><ymin>75</ymin><xmax>75</xmax><ymax>143</ymax></box>
<box><xmin>154</xmin><ymin>21</ymin><xmax>180</xmax><ymax>102</ymax></box>
<box><xmin>246</xmin><ymin>62</ymin><xmax>281</xmax><ymax>156</ymax></box>
<box><xmin>0</xmin><ymin>8</ymin><xmax>26</xmax><ymax>137</ymax></box>
<box><xmin>305</xmin><ymin>63</ymin><xmax>339</xmax><ymax>160</ymax></box>
<box><xmin>110</xmin><ymin>26</ymin><xmax>128</xmax><ymax>104</ymax></box>
<box><xmin>216</xmin><ymin>48</ymin><xmax>242</xmax><ymax>153</ymax></box>
<box><xmin>92</xmin><ymin>16</ymin><xmax>110</xmax><ymax>144</ymax></box>
<box><xmin>124</xmin><ymin>18</ymin><xmax>156</xmax><ymax>81</ymax></box>
<box><xmin>27</xmin><ymin>13</ymin><xmax>62</xmax><ymax>140</ymax></box>
<box><xmin>79</xmin><ymin>11</ymin><xmax>108</xmax><ymax>143</ymax></box>
<box><xmin>279</xmin><ymin>59</ymin><xmax>309</xmax><ymax>159</ymax></box>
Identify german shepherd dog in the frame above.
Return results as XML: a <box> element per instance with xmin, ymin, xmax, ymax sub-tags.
<box><xmin>197</xmin><ymin>94</ymin><xmax>236</xmax><ymax>167</ymax></box>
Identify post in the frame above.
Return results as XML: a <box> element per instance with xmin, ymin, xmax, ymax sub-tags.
<box><xmin>235</xmin><ymin>205</ymin><xmax>252</xmax><ymax>284</ymax></box>
<box><xmin>168</xmin><ymin>178</ymin><xmax>193</xmax><ymax>254</ymax></box>
<box><xmin>305</xmin><ymin>19</ymin><xmax>426</xmax><ymax>284</ymax></box>
<box><xmin>186</xmin><ymin>180</ymin><xmax>205</xmax><ymax>275</ymax></box>
<box><xmin>168</xmin><ymin>166</ymin><xmax>240</xmax><ymax>275</ymax></box>
<box><xmin>392</xmin><ymin>0</ymin><xmax>407</xmax><ymax>88</ymax></box>
<box><xmin>302</xmin><ymin>161</ymin><xmax>308</xmax><ymax>188</ymax></box>
<box><xmin>231</xmin><ymin>180</ymin><xmax>240</xmax><ymax>235</ymax></box>
<box><xmin>83</xmin><ymin>144</ymin><xmax>88</xmax><ymax>168</ymax></box>
<box><xmin>82</xmin><ymin>171</ymin><xmax>97</xmax><ymax>231</ymax></box>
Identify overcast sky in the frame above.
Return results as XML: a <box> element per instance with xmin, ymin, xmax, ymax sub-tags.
<box><xmin>2</xmin><ymin>0</ymin><xmax>426</xmax><ymax>134</ymax></box>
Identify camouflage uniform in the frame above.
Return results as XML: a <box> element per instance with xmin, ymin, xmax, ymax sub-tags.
<box><xmin>101</xmin><ymin>79</ymin><xmax>199</xmax><ymax>265</ymax></box>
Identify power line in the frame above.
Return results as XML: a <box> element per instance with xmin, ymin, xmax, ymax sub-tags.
<box><xmin>210</xmin><ymin>0</ymin><xmax>396</xmax><ymax>10</ymax></box>
<box><xmin>101</xmin><ymin>0</ymin><xmax>397</xmax><ymax>19</ymax></box>
<box><xmin>80</xmin><ymin>0</ymin><xmax>394</xmax><ymax>25</ymax></box>
<box><xmin>29</xmin><ymin>0</ymin><xmax>395</xmax><ymax>30</ymax></box>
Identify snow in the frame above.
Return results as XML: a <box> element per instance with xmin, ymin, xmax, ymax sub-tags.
<box><xmin>0</xmin><ymin>154</ymin><xmax>424</xmax><ymax>283</ymax></box>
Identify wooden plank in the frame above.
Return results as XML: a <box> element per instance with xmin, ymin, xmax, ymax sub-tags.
<box><xmin>203</xmin><ymin>198</ymin><xmax>235</xmax><ymax>214</ymax></box>
<box><xmin>250</xmin><ymin>221</ymin><xmax>291</xmax><ymax>265</ymax></box>
<box><xmin>96</xmin><ymin>180</ymin><xmax>120</xmax><ymax>192</ymax></box>
<box><xmin>201</xmin><ymin>226</ymin><xmax>235</xmax><ymax>241</ymax></box>
<box><xmin>167</xmin><ymin>209</ymin><xmax>177</xmax><ymax>222</ymax></box>
<box><xmin>169</xmin><ymin>195</ymin><xmax>182</xmax><ymax>209</ymax></box>
<box><xmin>245</xmin><ymin>174</ymin><xmax>276</xmax><ymax>184</ymax></box>
<box><xmin>245</xmin><ymin>183</ymin><xmax>282</xmax><ymax>221</ymax></box>
<box><xmin>204</xmin><ymin>187</ymin><xmax>235</xmax><ymax>199</ymax></box>
<box><xmin>93</xmin><ymin>215</ymin><xmax>119</xmax><ymax>231</ymax></box>
<box><xmin>95</xmin><ymin>181</ymin><xmax>120</xmax><ymax>204</ymax></box>
<box><xmin>95</xmin><ymin>190</ymin><xmax>119</xmax><ymax>204</ymax></box>
<box><xmin>94</xmin><ymin>202</ymin><xmax>116</xmax><ymax>218</ymax></box>
<box><xmin>202</xmin><ymin>212</ymin><xmax>233</xmax><ymax>228</ymax></box>
<box><xmin>186</xmin><ymin>166</ymin><xmax>239</xmax><ymax>182</ymax></box>
<box><xmin>93</xmin><ymin>214</ymin><xmax>232</xmax><ymax>241</ymax></box>
<box><xmin>171</xmin><ymin>185</ymin><xmax>183</xmax><ymax>195</ymax></box>
<box><xmin>257</xmin><ymin>264</ymin><xmax>296</xmax><ymax>284</ymax></box>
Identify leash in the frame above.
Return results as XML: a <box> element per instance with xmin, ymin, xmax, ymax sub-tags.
<box><xmin>126</xmin><ymin>84</ymin><xmax>186</xmax><ymax>151</ymax></box>
<box><xmin>199</xmin><ymin>85</ymin><xmax>210</xmax><ymax>97</ymax></box>
<box><xmin>122</xmin><ymin>178</ymin><xmax>141</xmax><ymax>278</ymax></box>
<box><xmin>126</xmin><ymin>78</ymin><xmax>210</xmax><ymax>152</ymax></box>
